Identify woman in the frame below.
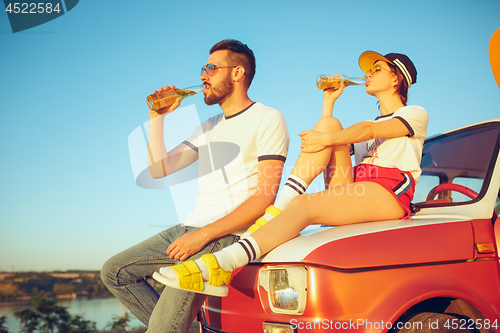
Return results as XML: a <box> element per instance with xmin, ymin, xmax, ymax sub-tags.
<box><xmin>153</xmin><ymin>51</ymin><xmax>429</xmax><ymax>296</ymax></box>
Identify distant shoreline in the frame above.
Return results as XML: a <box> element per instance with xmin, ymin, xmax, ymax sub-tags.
<box><xmin>0</xmin><ymin>296</ymin><xmax>115</xmax><ymax>307</ymax></box>
<box><xmin>0</xmin><ymin>271</ymin><xmax>113</xmax><ymax>303</ymax></box>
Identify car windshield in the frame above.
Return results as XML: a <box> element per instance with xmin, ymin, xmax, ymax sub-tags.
<box><xmin>414</xmin><ymin>122</ymin><xmax>500</xmax><ymax>207</ymax></box>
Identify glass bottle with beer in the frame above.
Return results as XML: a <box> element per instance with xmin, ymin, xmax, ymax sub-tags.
<box><xmin>147</xmin><ymin>85</ymin><xmax>205</xmax><ymax>111</ymax></box>
<box><xmin>316</xmin><ymin>74</ymin><xmax>365</xmax><ymax>90</ymax></box>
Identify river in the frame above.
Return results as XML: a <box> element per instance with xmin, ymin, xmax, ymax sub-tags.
<box><xmin>0</xmin><ymin>297</ymin><xmax>145</xmax><ymax>332</ymax></box>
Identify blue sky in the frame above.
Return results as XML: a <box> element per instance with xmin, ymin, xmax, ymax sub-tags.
<box><xmin>1</xmin><ymin>0</ymin><xmax>499</xmax><ymax>271</ymax></box>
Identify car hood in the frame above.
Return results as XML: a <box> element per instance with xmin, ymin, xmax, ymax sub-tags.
<box><xmin>257</xmin><ymin>215</ymin><xmax>475</xmax><ymax>270</ymax></box>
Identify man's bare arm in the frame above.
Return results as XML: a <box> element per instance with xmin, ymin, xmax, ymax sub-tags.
<box><xmin>147</xmin><ymin>86</ymin><xmax>199</xmax><ymax>178</ymax></box>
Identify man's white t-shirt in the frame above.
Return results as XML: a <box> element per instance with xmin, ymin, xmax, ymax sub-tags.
<box><xmin>181</xmin><ymin>102</ymin><xmax>289</xmax><ymax>229</ymax></box>
<box><xmin>354</xmin><ymin>105</ymin><xmax>428</xmax><ymax>182</ymax></box>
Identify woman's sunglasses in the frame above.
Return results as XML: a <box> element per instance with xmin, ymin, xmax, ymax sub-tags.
<box><xmin>364</xmin><ymin>64</ymin><xmax>392</xmax><ymax>79</ymax></box>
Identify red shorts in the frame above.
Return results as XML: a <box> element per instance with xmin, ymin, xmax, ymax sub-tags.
<box><xmin>353</xmin><ymin>164</ymin><xmax>415</xmax><ymax>219</ymax></box>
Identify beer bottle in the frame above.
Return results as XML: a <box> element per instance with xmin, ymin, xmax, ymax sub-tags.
<box><xmin>147</xmin><ymin>85</ymin><xmax>205</xmax><ymax>111</ymax></box>
<box><xmin>316</xmin><ymin>75</ymin><xmax>365</xmax><ymax>90</ymax></box>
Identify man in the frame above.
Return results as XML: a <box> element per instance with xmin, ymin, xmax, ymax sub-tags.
<box><xmin>101</xmin><ymin>39</ymin><xmax>289</xmax><ymax>332</ymax></box>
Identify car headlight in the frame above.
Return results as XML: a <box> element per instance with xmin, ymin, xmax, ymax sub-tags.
<box><xmin>259</xmin><ymin>266</ymin><xmax>307</xmax><ymax>315</ymax></box>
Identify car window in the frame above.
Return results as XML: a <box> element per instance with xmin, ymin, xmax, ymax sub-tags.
<box><xmin>412</xmin><ymin>175</ymin><xmax>439</xmax><ymax>203</ymax></box>
<box><xmin>452</xmin><ymin>177</ymin><xmax>484</xmax><ymax>202</ymax></box>
<box><xmin>414</xmin><ymin>123</ymin><xmax>500</xmax><ymax>207</ymax></box>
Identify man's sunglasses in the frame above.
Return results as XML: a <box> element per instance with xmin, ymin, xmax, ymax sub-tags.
<box><xmin>201</xmin><ymin>63</ymin><xmax>237</xmax><ymax>77</ymax></box>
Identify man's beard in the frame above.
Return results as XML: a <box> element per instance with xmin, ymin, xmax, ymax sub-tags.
<box><xmin>204</xmin><ymin>73</ymin><xmax>234</xmax><ymax>106</ymax></box>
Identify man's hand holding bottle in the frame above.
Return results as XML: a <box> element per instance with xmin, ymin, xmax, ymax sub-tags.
<box><xmin>149</xmin><ymin>85</ymin><xmax>183</xmax><ymax>118</ymax></box>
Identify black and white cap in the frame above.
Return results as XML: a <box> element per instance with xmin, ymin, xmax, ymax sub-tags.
<box><xmin>359</xmin><ymin>51</ymin><xmax>417</xmax><ymax>87</ymax></box>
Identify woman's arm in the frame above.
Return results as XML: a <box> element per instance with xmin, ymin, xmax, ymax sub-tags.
<box><xmin>299</xmin><ymin>118</ymin><xmax>410</xmax><ymax>153</ymax></box>
<box><xmin>321</xmin><ymin>79</ymin><xmax>345</xmax><ymax>117</ymax></box>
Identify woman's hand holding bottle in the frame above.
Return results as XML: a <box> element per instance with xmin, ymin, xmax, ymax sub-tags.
<box><xmin>323</xmin><ymin>77</ymin><xmax>345</xmax><ymax>102</ymax></box>
<box><xmin>321</xmin><ymin>76</ymin><xmax>344</xmax><ymax>117</ymax></box>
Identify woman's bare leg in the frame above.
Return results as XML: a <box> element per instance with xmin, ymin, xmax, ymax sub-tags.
<box><xmin>290</xmin><ymin>117</ymin><xmax>352</xmax><ymax>186</ymax></box>
<box><xmin>324</xmin><ymin>141</ymin><xmax>353</xmax><ymax>188</ymax></box>
<box><xmin>251</xmin><ymin>181</ymin><xmax>405</xmax><ymax>255</ymax></box>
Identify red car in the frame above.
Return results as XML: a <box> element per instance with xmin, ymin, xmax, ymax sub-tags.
<box><xmin>195</xmin><ymin>116</ymin><xmax>500</xmax><ymax>333</ymax></box>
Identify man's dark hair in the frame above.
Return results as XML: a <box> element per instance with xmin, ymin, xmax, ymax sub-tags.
<box><xmin>210</xmin><ymin>39</ymin><xmax>256</xmax><ymax>89</ymax></box>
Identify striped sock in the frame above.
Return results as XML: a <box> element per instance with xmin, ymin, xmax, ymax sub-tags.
<box><xmin>240</xmin><ymin>175</ymin><xmax>309</xmax><ymax>239</ymax></box>
<box><xmin>273</xmin><ymin>175</ymin><xmax>308</xmax><ymax>211</ymax></box>
<box><xmin>213</xmin><ymin>236</ymin><xmax>262</xmax><ymax>273</ymax></box>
